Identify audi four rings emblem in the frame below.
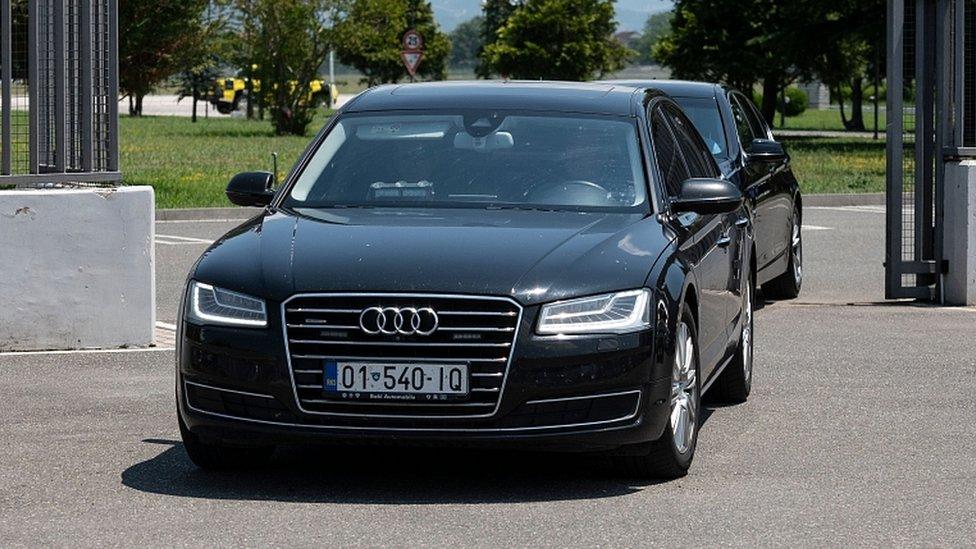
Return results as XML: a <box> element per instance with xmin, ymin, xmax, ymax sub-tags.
<box><xmin>358</xmin><ymin>306</ymin><xmax>439</xmax><ymax>335</ymax></box>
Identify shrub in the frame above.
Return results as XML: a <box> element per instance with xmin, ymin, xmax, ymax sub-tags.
<box><xmin>753</xmin><ymin>87</ymin><xmax>808</xmax><ymax>117</ymax></box>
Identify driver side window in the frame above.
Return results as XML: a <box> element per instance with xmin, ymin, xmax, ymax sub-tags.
<box><xmin>651</xmin><ymin>107</ymin><xmax>690</xmax><ymax>199</ymax></box>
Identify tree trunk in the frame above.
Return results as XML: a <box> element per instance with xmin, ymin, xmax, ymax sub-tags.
<box><xmin>760</xmin><ymin>77</ymin><xmax>779</xmax><ymax>125</ymax></box>
<box><xmin>779</xmin><ymin>86</ymin><xmax>786</xmax><ymax>128</ymax></box>
<box><xmin>134</xmin><ymin>93</ymin><xmax>144</xmax><ymax>117</ymax></box>
<box><xmin>128</xmin><ymin>95</ymin><xmax>134</xmax><ymax>116</ymax></box>
<box><xmin>191</xmin><ymin>85</ymin><xmax>198</xmax><ymax>123</ymax></box>
<box><xmin>246</xmin><ymin>77</ymin><xmax>254</xmax><ymax>120</ymax></box>
<box><xmin>848</xmin><ymin>76</ymin><xmax>865</xmax><ymax>131</ymax></box>
<box><xmin>834</xmin><ymin>84</ymin><xmax>849</xmax><ymax>129</ymax></box>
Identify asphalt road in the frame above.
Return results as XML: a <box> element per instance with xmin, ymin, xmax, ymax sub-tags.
<box><xmin>2</xmin><ymin>206</ymin><xmax>974</xmax><ymax>546</ymax></box>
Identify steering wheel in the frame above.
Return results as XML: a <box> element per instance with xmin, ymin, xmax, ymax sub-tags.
<box><xmin>523</xmin><ymin>180</ymin><xmax>611</xmax><ymax>207</ymax></box>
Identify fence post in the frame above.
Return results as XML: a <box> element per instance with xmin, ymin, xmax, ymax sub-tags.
<box><xmin>106</xmin><ymin>0</ymin><xmax>117</xmax><ymax>172</ymax></box>
<box><xmin>54</xmin><ymin>0</ymin><xmax>65</xmax><ymax>172</ymax></box>
<box><xmin>885</xmin><ymin>0</ymin><xmax>905</xmax><ymax>299</ymax></box>
<box><xmin>1</xmin><ymin>0</ymin><xmax>11</xmax><ymax>175</ymax></box>
<box><xmin>80</xmin><ymin>0</ymin><xmax>93</xmax><ymax>171</ymax></box>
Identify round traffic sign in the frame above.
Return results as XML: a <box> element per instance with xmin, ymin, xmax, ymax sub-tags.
<box><xmin>402</xmin><ymin>29</ymin><xmax>424</xmax><ymax>52</ymax></box>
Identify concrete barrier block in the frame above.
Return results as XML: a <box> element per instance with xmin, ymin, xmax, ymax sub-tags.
<box><xmin>943</xmin><ymin>161</ymin><xmax>976</xmax><ymax>306</ymax></box>
<box><xmin>0</xmin><ymin>186</ymin><xmax>155</xmax><ymax>351</ymax></box>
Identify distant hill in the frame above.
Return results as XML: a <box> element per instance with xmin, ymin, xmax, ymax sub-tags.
<box><xmin>431</xmin><ymin>0</ymin><xmax>672</xmax><ymax>32</ymax></box>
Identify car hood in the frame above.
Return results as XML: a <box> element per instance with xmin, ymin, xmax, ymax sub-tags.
<box><xmin>194</xmin><ymin>208</ymin><xmax>674</xmax><ymax>307</ymax></box>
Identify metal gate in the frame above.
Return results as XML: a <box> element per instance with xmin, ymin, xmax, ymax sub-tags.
<box><xmin>885</xmin><ymin>0</ymin><xmax>975</xmax><ymax>300</ymax></box>
<box><xmin>0</xmin><ymin>0</ymin><xmax>118</xmax><ymax>187</ymax></box>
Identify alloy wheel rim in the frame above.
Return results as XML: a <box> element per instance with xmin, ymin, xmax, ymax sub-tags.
<box><xmin>670</xmin><ymin>322</ymin><xmax>698</xmax><ymax>454</ymax></box>
<box><xmin>742</xmin><ymin>282</ymin><xmax>753</xmax><ymax>383</ymax></box>
<box><xmin>792</xmin><ymin>218</ymin><xmax>803</xmax><ymax>286</ymax></box>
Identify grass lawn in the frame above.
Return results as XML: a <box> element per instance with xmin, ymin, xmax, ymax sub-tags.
<box><xmin>120</xmin><ymin>114</ymin><xmax>331</xmax><ymax>209</ymax></box>
<box><xmin>773</xmin><ymin>106</ymin><xmax>917</xmax><ymax>134</ymax></box>
<box><xmin>781</xmin><ymin>136</ymin><xmax>886</xmax><ymax>194</ymax></box>
<box><xmin>120</xmin><ymin>115</ymin><xmax>887</xmax><ymax>208</ymax></box>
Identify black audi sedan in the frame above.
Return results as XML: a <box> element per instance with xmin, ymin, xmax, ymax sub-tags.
<box><xmin>177</xmin><ymin>82</ymin><xmax>755</xmax><ymax>478</ymax></box>
<box><xmin>605</xmin><ymin>80</ymin><xmax>802</xmax><ymax>298</ymax></box>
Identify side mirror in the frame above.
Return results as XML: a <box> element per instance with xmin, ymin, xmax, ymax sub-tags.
<box><xmin>746</xmin><ymin>138</ymin><xmax>787</xmax><ymax>161</ymax></box>
<box><xmin>226</xmin><ymin>171</ymin><xmax>275</xmax><ymax>207</ymax></box>
<box><xmin>671</xmin><ymin>178</ymin><xmax>744</xmax><ymax>215</ymax></box>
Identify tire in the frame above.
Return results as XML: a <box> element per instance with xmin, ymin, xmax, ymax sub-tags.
<box><xmin>178</xmin><ymin>413</ymin><xmax>275</xmax><ymax>470</ymax></box>
<box><xmin>763</xmin><ymin>204</ymin><xmax>802</xmax><ymax>299</ymax></box>
<box><xmin>613</xmin><ymin>304</ymin><xmax>701</xmax><ymax>479</ymax></box>
<box><xmin>710</xmin><ymin>271</ymin><xmax>754</xmax><ymax>403</ymax></box>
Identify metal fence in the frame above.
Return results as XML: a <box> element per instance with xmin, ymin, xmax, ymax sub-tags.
<box><xmin>886</xmin><ymin>0</ymin><xmax>974</xmax><ymax>300</ymax></box>
<box><xmin>0</xmin><ymin>0</ymin><xmax>118</xmax><ymax>188</ymax></box>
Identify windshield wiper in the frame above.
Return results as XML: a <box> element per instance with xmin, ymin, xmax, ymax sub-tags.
<box><xmin>484</xmin><ymin>203</ymin><xmax>565</xmax><ymax>212</ymax></box>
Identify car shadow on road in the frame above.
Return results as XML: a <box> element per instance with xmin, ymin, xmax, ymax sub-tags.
<box><xmin>122</xmin><ymin>438</ymin><xmax>673</xmax><ymax>504</ymax></box>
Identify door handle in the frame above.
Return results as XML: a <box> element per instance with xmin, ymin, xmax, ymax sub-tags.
<box><xmin>735</xmin><ymin>217</ymin><xmax>749</xmax><ymax>228</ymax></box>
<box><xmin>717</xmin><ymin>233</ymin><xmax>732</xmax><ymax>247</ymax></box>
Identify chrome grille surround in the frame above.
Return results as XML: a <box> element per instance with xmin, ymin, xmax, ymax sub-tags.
<box><xmin>280</xmin><ymin>293</ymin><xmax>523</xmax><ymax>419</ymax></box>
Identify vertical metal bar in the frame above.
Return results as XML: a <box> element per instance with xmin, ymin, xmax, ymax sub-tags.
<box><xmin>54</xmin><ymin>0</ymin><xmax>65</xmax><ymax>172</ymax></box>
<box><xmin>914</xmin><ymin>0</ymin><xmax>935</xmax><ymax>292</ymax></box>
<box><xmin>933</xmin><ymin>0</ymin><xmax>953</xmax><ymax>302</ymax></box>
<box><xmin>2</xmin><ymin>0</ymin><xmax>12</xmax><ymax>175</ymax></box>
<box><xmin>27</xmin><ymin>0</ymin><xmax>38</xmax><ymax>173</ymax></box>
<box><xmin>886</xmin><ymin>0</ymin><xmax>905</xmax><ymax>299</ymax></box>
<box><xmin>106</xmin><ymin>0</ymin><xmax>117</xmax><ymax>172</ymax></box>
<box><xmin>79</xmin><ymin>0</ymin><xmax>92</xmax><ymax>171</ymax></box>
<box><xmin>953</xmin><ymin>0</ymin><xmax>964</xmax><ymax>147</ymax></box>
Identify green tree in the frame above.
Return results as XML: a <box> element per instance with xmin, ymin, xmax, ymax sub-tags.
<box><xmin>448</xmin><ymin>16</ymin><xmax>484</xmax><ymax>69</ymax></box>
<box><xmin>119</xmin><ymin>0</ymin><xmax>210</xmax><ymax>116</ymax></box>
<box><xmin>175</xmin><ymin>2</ymin><xmax>228</xmax><ymax>123</ymax></box>
<box><xmin>810</xmin><ymin>0</ymin><xmax>884</xmax><ymax>131</ymax></box>
<box><xmin>332</xmin><ymin>0</ymin><xmax>450</xmax><ymax>86</ymax></box>
<box><xmin>655</xmin><ymin>0</ymin><xmax>881</xmax><ymax>124</ymax></box>
<box><xmin>481</xmin><ymin>0</ymin><xmax>631</xmax><ymax>80</ymax></box>
<box><xmin>477</xmin><ymin>0</ymin><xmax>520</xmax><ymax>78</ymax></box>
<box><xmin>244</xmin><ymin>0</ymin><xmax>336</xmax><ymax>135</ymax></box>
<box><xmin>633</xmin><ymin>10</ymin><xmax>672</xmax><ymax>65</ymax></box>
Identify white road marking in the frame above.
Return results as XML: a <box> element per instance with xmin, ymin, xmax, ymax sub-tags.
<box><xmin>155</xmin><ymin>234</ymin><xmax>214</xmax><ymax>245</ymax></box>
<box><xmin>155</xmin><ymin>321</ymin><xmax>177</xmax><ymax>331</ymax></box>
<box><xmin>807</xmin><ymin>205</ymin><xmax>885</xmax><ymax>214</ymax></box>
<box><xmin>802</xmin><ymin>224</ymin><xmax>833</xmax><ymax>231</ymax></box>
<box><xmin>156</xmin><ymin>218</ymin><xmax>246</xmax><ymax>224</ymax></box>
<box><xmin>0</xmin><ymin>346</ymin><xmax>174</xmax><ymax>357</ymax></box>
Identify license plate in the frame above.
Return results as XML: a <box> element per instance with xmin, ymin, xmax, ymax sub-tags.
<box><xmin>324</xmin><ymin>361</ymin><xmax>469</xmax><ymax>401</ymax></box>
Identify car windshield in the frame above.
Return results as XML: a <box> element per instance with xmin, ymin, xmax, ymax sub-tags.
<box><xmin>283</xmin><ymin>111</ymin><xmax>648</xmax><ymax>212</ymax></box>
<box><xmin>672</xmin><ymin>97</ymin><xmax>729</xmax><ymax>159</ymax></box>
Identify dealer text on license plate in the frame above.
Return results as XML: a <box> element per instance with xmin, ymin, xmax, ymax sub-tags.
<box><xmin>324</xmin><ymin>361</ymin><xmax>469</xmax><ymax>401</ymax></box>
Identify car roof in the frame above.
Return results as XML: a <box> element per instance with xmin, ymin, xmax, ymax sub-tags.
<box><xmin>601</xmin><ymin>79</ymin><xmax>723</xmax><ymax>100</ymax></box>
<box><xmin>343</xmin><ymin>81</ymin><xmax>648</xmax><ymax>116</ymax></box>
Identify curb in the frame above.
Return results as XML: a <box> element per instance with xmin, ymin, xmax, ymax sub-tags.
<box><xmin>154</xmin><ymin>193</ymin><xmax>887</xmax><ymax>221</ymax></box>
<box><xmin>804</xmin><ymin>192</ymin><xmax>884</xmax><ymax>207</ymax></box>
<box><xmin>155</xmin><ymin>206</ymin><xmax>262</xmax><ymax>221</ymax></box>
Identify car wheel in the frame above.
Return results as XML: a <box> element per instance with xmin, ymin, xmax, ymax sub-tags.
<box><xmin>710</xmin><ymin>272</ymin><xmax>753</xmax><ymax>403</ymax></box>
<box><xmin>764</xmin><ymin>205</ymin><xmax>802</xmax><ymax>299</ymax></box>
<box><xmin>178</xmin><ymin>413</ymin><xmax>275</xmax><ymax>470</ymax></box>
<box><xmin>613</xmin><ymin>304</ymin><xmax>700</xmax><ymax>479</ymax></box>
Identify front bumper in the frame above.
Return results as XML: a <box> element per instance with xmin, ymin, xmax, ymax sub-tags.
<box><xmin>177</xmin><ymin>302</ymin><xmax>674</xmax><ymax>452</ymax></box>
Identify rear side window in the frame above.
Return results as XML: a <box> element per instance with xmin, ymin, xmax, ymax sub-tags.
<box><xmin>729</xmin><ymin>95</ymin><xmax>755</xmax><ymax>146</ymax></box>
<box><xmin>650</xmin><ymin>108</ymin><xmax>690</xmax><ymax>198</ymax></box>
<box><xmin>664</xmin><ymin>104</ymin><xmax>718</xmax><ymax>179</ymax></box>
<box><xmin>731</xmin><ymin>93</ymin><xmax>768</xmax><ymax>141</ymax></box>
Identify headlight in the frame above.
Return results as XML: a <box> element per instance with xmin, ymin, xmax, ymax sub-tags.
<box><xmin>537</xmin><ymin>289</ymin><xmax>652</xmax><ymax>335</ymax></box>
<box><xmin>187</xmin><ymin>281</ymin><xmax>268</xmax><ymax>328</ymax></box>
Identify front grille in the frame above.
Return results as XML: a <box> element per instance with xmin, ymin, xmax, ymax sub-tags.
<box><xmin>282</xmin><ymin>294</ymin><xmax>521</xmax><ymax>418</ymax></box>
